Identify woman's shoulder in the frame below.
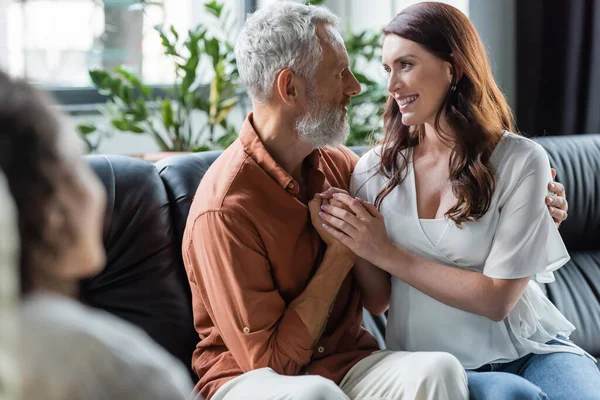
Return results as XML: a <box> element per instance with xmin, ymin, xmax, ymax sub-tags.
<box><xmin>355</xmin><ymin>144</ymin><xmax>406</xmax><ymax>173</ymax></box>
<box><xmin>494</xmin><ymin>131</ymin><xmax>550</xmax><ymax>173</ymax></box>
<box><xmin>351</xmin><ymin>146</ymin><xmax>384</xmax><ymax>196</ymax></box>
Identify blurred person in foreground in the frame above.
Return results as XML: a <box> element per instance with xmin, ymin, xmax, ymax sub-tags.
<box><xmin>0</xmin><ymin>70</ymin><xmax>196</xmax><ymax>400</ymax></box>
<box><xmin>0</xmin><ymin>171</ymin><xmax>20</xmax><ymax>400</ymax></box>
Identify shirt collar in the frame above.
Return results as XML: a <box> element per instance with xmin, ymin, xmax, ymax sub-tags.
<box><xmin>239</xmin><ymin>113</ymin><xmax>323</xmax><ymax>194</ymax></box>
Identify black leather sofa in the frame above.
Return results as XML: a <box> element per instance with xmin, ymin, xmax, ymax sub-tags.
<box><xmin>81</xmin><ymin>134</ymin><xmax>600</xmax><ymax>380</ymax></box>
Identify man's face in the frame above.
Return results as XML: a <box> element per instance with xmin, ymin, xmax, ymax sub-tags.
<box><xmin>296</xmin><ymin>25</ymin><xmax>361</xmax><ymax>148</ymax></box>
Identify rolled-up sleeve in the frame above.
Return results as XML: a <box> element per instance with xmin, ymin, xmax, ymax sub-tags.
<box><xmin>184</xmin><ymin>210</ymin><xmax>315</xmax><ymax>374</ymax></box>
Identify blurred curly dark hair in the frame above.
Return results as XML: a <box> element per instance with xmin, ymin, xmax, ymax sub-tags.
<box><xmin>0</xmin><ymin>70</ymin><xmax>77</xmax><ymax>295</ymax></box>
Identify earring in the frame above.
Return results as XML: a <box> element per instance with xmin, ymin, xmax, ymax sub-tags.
<box><xmin>451</xmin><ymin>85</ymin><xmax>456</xmax><ymax>91</ymax></box>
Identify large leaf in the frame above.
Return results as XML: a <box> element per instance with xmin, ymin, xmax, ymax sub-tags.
<box><xmin>157</xmin><ymin>26</ymin><xmax>179</xmax><ymax>57</ymax></box>
<box><xmin>186</xmin><ymin>27</ymin><xmax>206</xmax><ymax>52</ymax></box>
<box><xmin>193</xmin><ymin>96</ymin><xmax>210</xmax><ymax>112</ymax></box>
<box><xmin>181</xmin><ymin>58</ymin><xmax>199</xmax><ymax>95</ymax></box>
<box><xmin>169</xmin><ymin>25</ymin><xmax>179</xmax><ymax>42</ymax></box>
<box><xmin>132</xmin><ymin>98</ymin><xmax>149</xmax><ymax>122</ymax></box>
<box><xmin>110</xmin><ymin>119</ymin><xmax>145</xmax><ymax>133</ymax></box>
<box><xmin>114</xmin><ymin>66</ymin><xmax>151</xmax><ymax>97</ymax></box>
<box><xmin>215</xmin><ymin>131</ymin><xmax>238</xmax><ymax>148</ymax></box>
<box><xmin>179</xmin><ymin>30</ymin><xmax>203</xmax><ymax>94</ymax></box>
<box><xmin>76</xmin><ymin>123</ymin><xmax>97</xmax><ymax>135</ymax></box>
<box><xmin>108</xmin><ymin>78</ymin><xmax>123</xmax><ymax>98</ymax></box>
<box><xmin>89</xmin><ymin>70</ymin><xmax>111</xmax><ymax>89</ymax></box>
<box><xmin>120</xmin><ymin>85</ymin><xmax>134</xmax><ymax>105</ymax></box>
<box><xmin>112</xmin><ymin>95</ymin><xmax>128</xmax><ymax>111</ymax></box>
<box><xmin>193</xmin><ymin>145</ymin><xmax>212</xmax><ymax>152</ymax></box>
<box><xmin>204</xmin><ymin>37</ymin><xmax>220</xmax><ymax>68</ymax></box>
<box><xmin>204</xmin><ymin>1</ymin><xmax>223</xmax><ymax>18</ymax></box>
<box><xmin>127</xmin><ymin>123</ymin><xmax>146</xmax><ymax>134</ymax></box>
<box><xmin>161</xmin><ymin>98</ymin><xmax>175</xmax><ymax>130</ymax></box>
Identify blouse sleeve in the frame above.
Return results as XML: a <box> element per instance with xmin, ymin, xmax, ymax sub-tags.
<box><xmin>349</xmin><ymin>163</ymin><xmax>366</xmax><ymax>199</ymax></box>
<box><xmin>482</xmin><ymin>144</ymin><xmax>570</xmax><ymax>283</ymax></box>
<box><xmin>350</xmin><ymin>148</ymin><xmax>380</xmax><ymax>202</ymax></box>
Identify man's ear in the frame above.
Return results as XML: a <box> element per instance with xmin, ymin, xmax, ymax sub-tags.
<box><xmin>274</xmin><ymin>68</ymin><xmax>299</xmax><ymax>107</ymax></box>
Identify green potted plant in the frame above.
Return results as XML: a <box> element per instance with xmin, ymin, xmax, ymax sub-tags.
<box><xmin>77</xmin><ymin>0</ymin><xmax>240</xmax><ymax>156</ymax></box>
<box><xmin>343</xmin><ymin>29</ymin><xmax>387</xmax><ymax>146</ymax></box>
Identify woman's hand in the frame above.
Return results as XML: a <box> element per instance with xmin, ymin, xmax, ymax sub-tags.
<box><xmin>308</xmin><ymin>194</ymin><xmax>354</xmax><ymax>258</ymax></box>
<box><xmin>319</xmin><ymin>193</ymin><xmax>395</xmax><ymax>265</ymax></box>
<box><xmin>547</xmin><ymin>168</ymin><xmax>568</xmax><ymax>228</ymax></box>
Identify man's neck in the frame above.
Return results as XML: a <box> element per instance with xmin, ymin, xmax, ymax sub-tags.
<box><xmin>251</xmin><ymin>106</ymin><xmax>313</xmax><ymax>182</ymax></box>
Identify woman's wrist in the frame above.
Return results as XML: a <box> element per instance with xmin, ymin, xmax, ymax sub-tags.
<box><xmin>373</xmin><ymin>239</ymin><xmax>403</xmax><ymax>271</ymax></box>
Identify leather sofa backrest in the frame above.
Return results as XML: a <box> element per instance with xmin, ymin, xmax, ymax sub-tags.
<box><xmin>154</xmin><ymin>151</ymin><xmax>223</xmax><ymax>245</ymax></box>
<box><xmin>82</xmin><ymin>155</ymin><xmax>198</xmax><ymax>376</ymax></box>
<box><xmin>536</xmin><ymin>135</ymin><xmax>600</xmax><ymax>251</ymax></box>
<box><xmin>534</xmin><ymin>135</ymin><xmax>600</xmax><ymax>359</ymax></box>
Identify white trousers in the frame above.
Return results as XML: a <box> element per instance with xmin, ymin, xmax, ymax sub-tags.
<box><xmin>211</xmin><ymin>350</ymin><xmax>468</xmax><ymax>400</ymax></box>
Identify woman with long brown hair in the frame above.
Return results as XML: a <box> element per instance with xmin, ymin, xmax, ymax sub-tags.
<box><xmin>316</xmin><ymin>2</ymin><xmax>600</xmax><ymax>399</ymax></box>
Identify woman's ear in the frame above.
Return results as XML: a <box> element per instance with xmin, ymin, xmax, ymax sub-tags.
<box><xmin>449</xmin><ymin>53</ymin><xmax>463</xmax><ymax>85</ymax></box>
<box><xmin>274</xmin><ymin>68</ymin><xmax>298</xmax><ymax>107</ymax></box>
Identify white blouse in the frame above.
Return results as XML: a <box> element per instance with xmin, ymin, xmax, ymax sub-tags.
<box><xmin>350</xmin><ymin>132</ymin><xmax>590</xmax><ymax>369</ymax></box>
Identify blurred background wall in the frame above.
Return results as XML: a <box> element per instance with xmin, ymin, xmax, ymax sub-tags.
<box><xmin>0</xmin><ymin>0</ymin><xmax>597</xmax><ymax>155</ymax></box>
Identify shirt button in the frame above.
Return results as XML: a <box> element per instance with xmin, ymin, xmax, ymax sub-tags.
<box><xmin>288</xmin><ymin>182</ymin><xmax>294</xmax><ymax>189</ymax></box>
<box><xmin>243</xmin><ymin>327</ymin><xmax>250</xmax><ymax>334</ymax></box>
<box><xmin>317</xmin><ymin>346</ymin><xmax>325</xmax><ymax>353</ymax></box>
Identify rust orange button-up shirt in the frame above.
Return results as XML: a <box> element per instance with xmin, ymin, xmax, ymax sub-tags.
<box><xmin>182</xmin><ymin>114</ymin><xmax>379</xmax><ymax>399</ymax></box>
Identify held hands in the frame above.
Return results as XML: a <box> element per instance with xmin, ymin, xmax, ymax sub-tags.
<box><xmin>308</xmin><ymin>194</ymin><xmax>354</xmax><ymax>259</ymax></box>
<box><xmin>312</xmin><ymin>167</ymin><xmax>569</xmax><ymax>262</ymax></box>
<box><xmin>317</xmin><ymin>190</ymin><xmax>394</xmax><ymax>266</ymax></box>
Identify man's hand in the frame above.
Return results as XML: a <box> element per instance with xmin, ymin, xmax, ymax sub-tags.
<box><xmin>308</xmin><ymin>194</ymin><xmax>354</xmax><ymax>259</ymax></box>
<box><xmin>320</xmin><ymin>187</ymin><xmax>353</xmax><ymax>214</ymax></box>
<box><xmin>547</xmin><ymin>168</ymin><xmax>568</xmax><ymax>228</ymax></box>
<box><xmin>319</xmin><ymin>187</ymin><xmax>350</xmax><ymax>200</ymax></box>
<box><xmin>319</xmin><ymin>193</ymin><xmax>394</xmax><ymax>267</ymax></box>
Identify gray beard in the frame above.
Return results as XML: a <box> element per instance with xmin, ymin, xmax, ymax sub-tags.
<box><xmin>296</xmin><ymin>91</ymin><xmax>349</xmax><ymax>149</ymax></box>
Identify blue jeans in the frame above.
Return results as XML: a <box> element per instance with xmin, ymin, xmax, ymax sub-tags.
<box><xmin>467</xmin><ymin>340</ymin><xmax>600</xmax><ymax>400</ymax></box>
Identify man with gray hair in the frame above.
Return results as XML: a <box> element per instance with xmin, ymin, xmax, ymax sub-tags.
<box><xmin>182</xmin><ymin>2</ymin><xmax>469</xmax><ymax>399</ymax></box>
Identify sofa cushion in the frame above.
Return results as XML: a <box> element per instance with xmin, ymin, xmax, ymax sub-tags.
<box><xmin>155</xmin><ymin>151</ymin><xmax>222</xmax><ymax>245</ymax></box>
<box><xmin>535</xmin><ymin>135</ymin><xmax>600</xmax><ymax>252</ymax></box>
<box><xmin>82</xmin><ymin>155</ymin><xmax>197</xmax><ymax>376</ymax></box>
<box><xmin>535</xmin><ymin>135</ymin><xmax>600</xmax><ymax>360</ymax></box>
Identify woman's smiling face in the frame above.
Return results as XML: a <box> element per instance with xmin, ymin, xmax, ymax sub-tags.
<box><xmin>382</xmin><ymin>34</ymin><xmax>454</xmax><ymax>127</ymax></box>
